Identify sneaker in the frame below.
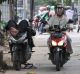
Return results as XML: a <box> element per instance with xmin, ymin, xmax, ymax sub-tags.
<box><xmin>66</xmin><ymin>53</ymin><xmax>70</xmax><ymax>60</ymax></box>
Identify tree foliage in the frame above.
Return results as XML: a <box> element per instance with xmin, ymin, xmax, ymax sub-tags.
<box><xmin>0</xmin><ymin>0</ymin><xmax>7</xmax><ymax>4</ymax></box>
<box><xmin>64</xmin><ymin>0</ymin><xmax>72</xmax><ymax>5</ymax></box>
<box><xmin>34</xmin><ymin>0</ymin><xmax>72</xmax><ymax>6</ymax></box>
<box><xmin>34</xmin><ymin>0</ymin><xmax>57</xmax><ymax>6</ymax></box>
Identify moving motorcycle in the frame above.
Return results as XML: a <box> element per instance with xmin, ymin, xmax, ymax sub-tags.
<box><xmin>9</xmin><ymin>32</ymin><xmax>32</xmax><ymax>70</ymax></box>
<box><xmin>48</xmin><ymin>25</ymin><xmax>70</xmax><ymax>71</ymax></box>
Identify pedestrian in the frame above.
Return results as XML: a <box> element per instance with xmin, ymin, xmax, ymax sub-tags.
<box><xmin>65</xmin><ymin>7</ymin><xmax>74</xmax><ymax>32</ymax></box>
<box><xmin>77</xmin><ymin>20</ymin><xmax>80</xmax><ymax>32</ymax></box>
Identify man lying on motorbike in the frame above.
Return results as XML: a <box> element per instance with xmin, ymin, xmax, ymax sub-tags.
<box><xmin>5</xmin><ymin>20</ymin><xmax>36</xmax><ymax>52</ymax></box>
<box><xmin>4</xmin><ymin>20</ymin><xmax>36</xmax><ymax>67</ymax></box>
<box><xmin>46</xmin><ymin>3</ymin><xmax>73</xmax><ymax>59</ymax></box>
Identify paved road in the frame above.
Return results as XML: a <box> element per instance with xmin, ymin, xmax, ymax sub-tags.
<box><xmin>3</xmin><ymin>31</ymin><xmax>80</xmax><ymax>74</ymax></box>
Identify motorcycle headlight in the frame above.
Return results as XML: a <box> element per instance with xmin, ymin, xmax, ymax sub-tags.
<box><xmin>52</xmin><ymin>41</ymin><xmax>57</xmax><ymax>46</ymax></box>
<box><xmin>58</xmin><ymin>41</ymin><xmax>63</xmax><ymax>46</ymax></box>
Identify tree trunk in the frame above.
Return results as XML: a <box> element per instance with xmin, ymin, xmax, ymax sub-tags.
<box><xmin>9</xmin><ymin>0</ymin><xmax>14</xmax><ymax>20</ymax></box>
<box><xmin>0</xmin><ymin>50</ymin><xmax>3</xmax><ymax>65</ymax></box>
<box><xmin>0</xmin><ymin>10</ymin><xmax>1</xmax><ymax>21</ymax></box>
<box><xmin>0</xmin><ymin>49</ymin><xmax>8</xmax><ymax>72</ymax></box>
<box><xmin>0</xmin><ymin>49</ymin><xmax>3</xmax><ymax>70</ymax></box>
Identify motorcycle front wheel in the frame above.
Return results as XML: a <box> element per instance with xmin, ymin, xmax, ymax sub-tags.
<box><xmin>55</xmin><ymin>52</ymin><xmax>61</xmax><ymax>71</ymax></box>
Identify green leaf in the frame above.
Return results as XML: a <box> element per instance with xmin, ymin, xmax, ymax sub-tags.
<box><xmin>0</xmin><ymin>0</ymin><xmax>7</xmax><ymax>4</ymax></box>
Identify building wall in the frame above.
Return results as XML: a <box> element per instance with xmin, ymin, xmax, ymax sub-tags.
<box><xmin>17</xmin><ymin>0</ymin><xmax>30</xmax><ymax>20</ymax></box>
<box><xmin>76</xmin><ymin>0</ymin><xmax>80</xmax><ymax>15</ymax></box>
<box><xmin>73</xmin><ymin>0</ymin><xmax>80</xmax><ymax>15</ymax></box>
<box><xmin>0</xmin><ymin>1</ymin><xmax>10</xmax><ymax>22</ymax></box>
<box><xmin>24</xmin><ymin>0</ymin><xmax>30</xmax><ymax>18</ymax></box>
<box><xmin>78</xmin><ymin>0</ymin><xmax>80</xmax><ymax>6</ymax></box>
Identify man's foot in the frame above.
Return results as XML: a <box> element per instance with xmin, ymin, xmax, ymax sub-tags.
<box><xmin>23</xmin><ymin>63</ymin><xmax>33</xmax><ymax>69</ymax></box>
<box><xmin>66</xmin><ymin>53</ymin><xmax>70</xmax><ymax>60</ymax></box>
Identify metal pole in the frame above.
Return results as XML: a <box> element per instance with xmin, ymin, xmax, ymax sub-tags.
<box><xmin>9</xmin><ymin>0</ymin><xmax>14</xmax><ymax>20</ymax></box>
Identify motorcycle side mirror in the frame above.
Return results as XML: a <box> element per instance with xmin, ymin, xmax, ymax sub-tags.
<box><xmin>54</xmin><ymin>25</ymin><xmax>60</xmax><ymax>29</ymax></box>
<box><xmin>67</xmin><ymin>19</ymin><xmax>73</xmax><ymax>24</ymax></box>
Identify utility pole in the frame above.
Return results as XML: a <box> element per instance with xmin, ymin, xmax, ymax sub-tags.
<box><xmin>30</xmin><ymin>0</ymin><xmax>34</xmax><ymax>28</ymax></box>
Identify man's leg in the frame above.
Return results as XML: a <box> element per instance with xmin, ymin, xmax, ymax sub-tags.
<box><xmin>77</xmin><ymin>28</ymin><xmax>79</xmax><ymax>32</ymax></box>
<box><xmin>66</xmin><ymin>36</ymin><xmax>73</xmax><ymax>54</ymax></box>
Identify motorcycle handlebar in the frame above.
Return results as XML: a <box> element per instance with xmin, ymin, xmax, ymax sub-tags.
<box><xmin>49</xmin><ymin>27</ymin><xmax>67</xmax><ymax>32</ymax></box>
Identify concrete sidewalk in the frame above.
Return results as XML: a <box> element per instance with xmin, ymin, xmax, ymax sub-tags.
<box><xmin>2</xmin><ymin>29</ymin><xmax>80</xmax><ymax>68</ymax></box>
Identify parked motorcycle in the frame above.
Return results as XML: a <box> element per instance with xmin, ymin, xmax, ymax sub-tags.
<box><xmin>48</xmin><ymin>25</ymin><xmax>70</xmax><ymax>71</ymax></box>
<box><xmin>9</xmin><ymin>32</ymin><xmax>32</xmax><ymax>70</ymax></box>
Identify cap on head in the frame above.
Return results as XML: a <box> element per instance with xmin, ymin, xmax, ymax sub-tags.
<box><xmin>55</xmin><ymin>3</ymin><xmax>64</xmax><ymax>9</ymax></box>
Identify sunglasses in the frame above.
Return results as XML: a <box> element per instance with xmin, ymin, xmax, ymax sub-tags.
<box><xmin>56</xmin><ymin>7</ymin><xmax>64</xmax><ymax>9</ymax></box>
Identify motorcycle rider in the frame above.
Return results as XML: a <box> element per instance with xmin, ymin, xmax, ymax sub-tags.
<box><xmin>47</xmin><ymin>3</ymin><xmax>73</xmax><ymax>59</ymax></box>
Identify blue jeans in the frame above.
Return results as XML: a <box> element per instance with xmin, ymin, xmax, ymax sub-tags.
<box><xmin>38</xmin><ymin>23</ymin><xmax>44</xmax><ymax>33</ymax></box>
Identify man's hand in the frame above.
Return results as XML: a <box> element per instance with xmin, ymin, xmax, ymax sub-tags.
<box><xmin>43</xmin><ymin>25</ymin><xmax>49</xmax><ymax>32</ymax></box>
<box><xmin>9</xmin><ymin>27</ymin><xmax>19</xmax><ymax>36</ymax></box>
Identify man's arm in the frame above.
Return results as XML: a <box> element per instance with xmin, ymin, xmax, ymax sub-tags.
<box><xmin>48</xmin><ymin>16</ymin><xmax>54</xmax><ymax>27</ymax></box>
